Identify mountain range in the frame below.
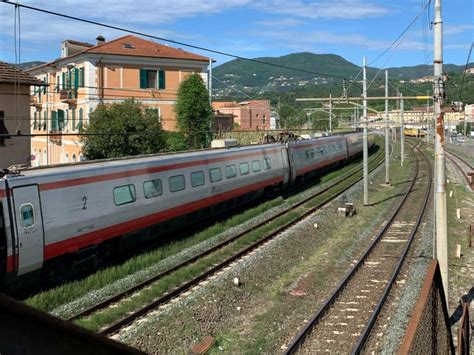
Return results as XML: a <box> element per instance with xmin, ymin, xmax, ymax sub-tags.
<box><xmin>213</xmin><ymin>52</ymin><xmax>473</xmax><ymax>96</ymax></box>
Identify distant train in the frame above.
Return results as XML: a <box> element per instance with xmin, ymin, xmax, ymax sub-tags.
<box><xmin>0</xmin><ymin>132</ymin><xmax>374</xmax><ymax>289</ymax></box>
<box><xmin>404</xmin><ymin>128</ymin><xmax>426</xmax><ymax>138</ymax></box>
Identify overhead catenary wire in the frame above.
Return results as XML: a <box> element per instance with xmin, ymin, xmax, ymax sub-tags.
<box><xmin>1</xmin><ymin>0</ymin><xmax>347</xmax><ymax>81</ymax></box>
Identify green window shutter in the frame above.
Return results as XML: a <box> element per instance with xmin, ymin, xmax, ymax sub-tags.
<box><xmin>158</xmin><ymin>69</ymin><xmax>165</xmax><ymax>89</ymax></box>
<box><xmin>78</xmin><ymin>108</ymin><xmax>83</xmax><ymax>129</ymax></box>
<box><xmin>58</xmin><ymin>109</ymin><xmax>65</xmax><ymax>130</ymax></box>
<box><xmin>43</xmin><ymin>76</ymin><xmax>47</xmax><ymax>94</ymax></box>
<box><xmin>33</xmin><ymin>112</ymin><xmax>37</xmax><ymax>129</ymax></box>
<box><xmin>51</xmin><ymin>111</ymin><xmax>58</xmax><ymax>130</ymax></box>
<box><xmin>62</xmin><ymin>72</ymin><xmax>66</xmax><ymax>90</ymax></box>
<box><xmin>139</xmin><ymin>69</ymin><xmax>147</xmax><ymax>88</ymax></box>
<box><xmin>74</xmin><ymin>68</ymin><xmax>79</xmax><ymax>89</ymax></box>
<box><xmin>68</xmin><ymin>71</ymin><xmax>72</xmax><ymax>89</ymax></box>
<box><xmin>79</xmin><ymin>67</ymin><xmax>85</xmax><ymax>87</ymax></box>
<box><xmin>43</xmin><ymin>111</ymin><xmax>47</xmax><ymax>130</ymax></box>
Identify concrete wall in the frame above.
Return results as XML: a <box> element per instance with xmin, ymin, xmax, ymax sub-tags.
<box><xmin>0</xmin><ymin>84</ymin><xmax>32</xmax><ymax>169</ymax></box>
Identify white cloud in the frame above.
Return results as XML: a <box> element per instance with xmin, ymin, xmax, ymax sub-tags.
<box><xmin>444</xmin><ymin>24</ymin><xmax>474</xmax><ymax>36</ymax></box>
<box><xmin>258</xmin><ymin>18</ymin><xmax>306</xmax><ymax>27</ymax></box>
<box><xmin>255</xmin><ymin>0</ymin><xmax>390</xmax><ymax>19</ymax></box>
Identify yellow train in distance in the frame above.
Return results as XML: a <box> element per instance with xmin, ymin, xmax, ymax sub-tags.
<box><xmin>404</xmin><ymin>128</ymin><xmax>427</xmax><ymax>137</ymax></box>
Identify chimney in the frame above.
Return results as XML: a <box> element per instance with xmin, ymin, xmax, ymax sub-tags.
<box><xmin>96</xmin><ymin>36</ymin><xmax>105</xmax><ymax>45</ymax></box>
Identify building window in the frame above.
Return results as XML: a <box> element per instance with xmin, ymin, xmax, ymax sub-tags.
<box><xmin>71</xmin><ymin>109</ymin><xmax>76</xmax><ymax>130</ymax></box>
<box><xmin>114</xmin><ymin>185</ymin><xmax>136</xmax><ymax>206</ymax></box>
<box><xmin>79</xmin><ymin>67</ymin><xmax>85</xmax><ymax>87</ymax></box>
<box><xmin>43</xmin><ymin>111</ymin><xmax>47</xmax><ymax>130</ymax></box>
<box><xmin>19</xmin><ymin>204</ymin><xmax>35</xmax><ymax>227</ymax></box>
<box><xmin>72</xmin><ymin>154</ymin><xmax>76</xmax><ymax>162</ymax></box>
<box><xmin>169</xmin><ymin>175</ymin><xmax>185</xmax><ymax>192</ymax></box>
<box><xmin>191</xmin><ymin>171</ymin><xmax>205</xmax><ymax>187</ymax></box>
<box><xmin>140</xmin><ymin>69</ymin><xmax>165</xmax><ymax>89</ymax></box>
<box><xmin>33</xmin><ymin>112</ymin><xmax>38</xmax><ymax>130</ymax></box>
<box><xmin>144</xmin><ymin>179</ymin><xmax>163</xmax><ymax>198</ymax></box>
<box><xmin>78</xmin><ymin>108</ymin><xmax>83</xmax><ymax>129</ymax></box>
<box><xmin>65</xmin><ymin>153</ymin><xmax>69</xmax><ymax>163</ymax></box>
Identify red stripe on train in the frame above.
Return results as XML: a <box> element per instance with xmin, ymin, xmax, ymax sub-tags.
<box><xmin>40</xmin><ymin>149</ymin><xmax>282</xmax><ymax>192</ymax></box>
<box><xmin>43</xmin><ymin>176</ymin><xmax>284</xmax><ymax>260</ymax></box>
<box><xmin>6</xmin><ymin>255</ymin><xmax>14</xmax><ymax>273</ymax></box>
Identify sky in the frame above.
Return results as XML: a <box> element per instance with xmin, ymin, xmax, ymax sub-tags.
<box><xmin>0</xmin><ymin>0</ymin><xmax>472</xmax><ymax>69</ymax></box>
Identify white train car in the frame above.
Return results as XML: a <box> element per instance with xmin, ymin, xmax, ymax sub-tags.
<box><xmin>1</xmin><ymin>144</ymin><xmax>288</xmax><ymax>285</ymax></box>
<box><xmin>287</xmin><ymin>136</ymin><xmax>348</xmax><ymax>182</ymax></box>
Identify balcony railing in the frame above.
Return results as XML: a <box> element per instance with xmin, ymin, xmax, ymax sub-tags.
<box><xmin>49</xmin><ymin>129</ymin><xmax>62</xmax><ymax>145</ymax></box>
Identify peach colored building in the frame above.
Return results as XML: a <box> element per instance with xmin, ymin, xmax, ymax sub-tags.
<box><xmin>28</xmin><ymin>35</ymin><xmax>210</xmax><ymax>165</ymax></box>
<box><xmin>0</xmin><ymin>62</ymin><xmax>46</xmax><ymax>169</ymax></box>
<box><xmin>212</xmin><ymin>100</ymin><xmax>270</xmax><ymax>130</ymax></box>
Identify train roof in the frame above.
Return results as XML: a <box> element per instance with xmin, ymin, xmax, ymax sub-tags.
<box><xmin>1</xmin><ymin>142</ymin><xmax>285</xmax><ymax>181</ymax></box>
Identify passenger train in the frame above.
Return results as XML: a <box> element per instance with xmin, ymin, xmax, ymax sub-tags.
<box><xmin>0</xmin><ymin>132</ymin><xmax>374</xmax><ymax>289</ymax></box>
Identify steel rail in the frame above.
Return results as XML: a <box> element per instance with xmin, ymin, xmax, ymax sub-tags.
<box><xmin>67</xmin><ymin>149</ymin><xmax>384</xmax><ymax>323</ymax></box>
<box><xmin>351</xmin><ymin>145</ymin><xmax>432</xmax><ymax>353</ymax></box>
<box><xmin>283</xmin><ymin>142</ymin><xmax>426</xmax><ymax>354</ymax></box>
<box><xmin>98</xmin><ymin>148</ymin><xmax>387</xmax><ymax>336</ymax></box>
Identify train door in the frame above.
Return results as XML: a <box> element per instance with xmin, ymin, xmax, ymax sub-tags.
<box><xmin>12</xmin><ymin>185</ymin><xmax>44</xmax><ymax>275</ymax></box>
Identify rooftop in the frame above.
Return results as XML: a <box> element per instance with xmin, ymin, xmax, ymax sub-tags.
<box><xmin>0</xmin><ymin>61</ymin><xmax>47</xmax><ymax>86</ymax></box>
<box><xmin>30</xmin><ymin>35</ymin><xmax>210</xmax><ymax>71</ymax></box>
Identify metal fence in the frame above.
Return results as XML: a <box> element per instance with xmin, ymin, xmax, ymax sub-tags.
<box><xmin>399</xmin><ymin>260</ymin><xmax>455</xmax><ymax>354</ymax></box>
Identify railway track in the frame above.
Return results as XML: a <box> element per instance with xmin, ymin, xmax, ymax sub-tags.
<box><xmin>67</xmin><ymin>146</ymin><xmax>387</xmax><ymax>336</ymax></box>
<box><xmin>283</xmin><ymin>142</ymin><xmax>432</xmax><ymax>354</ymax></box>
<box><xmin>444</xmin><ymin>148</ymin><xmax>473</xmax><ymax>190</ymax></box>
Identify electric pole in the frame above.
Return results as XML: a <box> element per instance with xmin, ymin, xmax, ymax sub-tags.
<box><xmin>363</xmin><ymin>56</ymin><xmax>369</xmax><ymax>206</ymax></box>
<box><xmin>208</xmin><ymin>58</ymin><xmax>213</xmax><ymax>105</ymax></box>
<box><xmin>385</xmin><ymin>70</ymin><xmax>390</xmax><ymax>184</ymax></box>
<box><xmin>433</xmin><ymin>0</ymin><xmax>448</xmax><ymax>303</ymax></box>
<box><xmin>426</xmin><ymin>90</ymin><xmax>430</xmax><ymax>144</ymax></box>
<box><xmin>400</xmin><ymin>93</ymin><xmax>404</xmax><ymax>166</ymax></box>
<box><xmin>329</xmin><ymin>93</ymin><xmax>333</xmax><ymax>135</ymax></box>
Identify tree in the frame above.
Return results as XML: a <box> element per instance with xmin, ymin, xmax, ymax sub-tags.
<box><xmin>175</xmin><ymin>73</ymin><xmax>213</xmax><ymax>149</ymax></box>
<box><xmin>80</xmin><ymin>99</ymin><xmax>166</xmax><ymax>160</ymax></box>
<box><xmin>277</xmin><ymin>104</ymin><xmax>307</xmax><ymax>129</ymax></box>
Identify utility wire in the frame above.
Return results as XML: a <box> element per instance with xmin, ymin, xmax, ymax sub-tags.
<box><xmin>368</xmin><ymin>0</ymin><xmax>431</xmax><ymax>66</ymax></box>
<box><xmin>459</xmin><ymin>42</ymin><xmax>474</xmax><ymax>101</ymax></box>
<box><xmin>1</xmin><ymin>0</ymin><xmax>347</xmax><ymax>80</ymax></box>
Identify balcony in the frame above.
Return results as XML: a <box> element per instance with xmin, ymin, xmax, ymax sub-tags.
<box><xmin>60</xmin><ymin>89</ymin><xmax>78</xmax><ymax>108</ymax></box>
<box><xmin>30</xmin><ymin>96</ymin><xmax>42</xmax><ymax>110</ymax></box>
<box><xmin>49</xmin><ymin>129</ymin><xmax>62</xmax><ymax>145</ymax></box>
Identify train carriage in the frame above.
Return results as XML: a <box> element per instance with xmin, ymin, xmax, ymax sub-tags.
<box><xmin>0</xmin><ymin>131</ymin><xmax>375</xmax><ymax>289</ymax></box>
<box><xmin>287</xmin><ymin>136</ymin><xmax>348</xmax><ymax>182</ymax></box>
<box><xmin>1</xmin><ymin>144</ymin><xmax>289</xmax><ymax>285</ymax></box>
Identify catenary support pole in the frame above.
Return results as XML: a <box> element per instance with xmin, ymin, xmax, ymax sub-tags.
<box><xmin>433</xmin><ymin>0</ymin><xmax>448</xmax><ymax>304</ymax></box>
<box><xmin>363</xmin><ymin>56</ymin><xmax>369</xmax><ymax>206</ymax></box>
<box><xmin>385</xmin><ymin>70</ymin><xmax>390</xmax><ymax>184</ymax></box>
<box><xmin>400</xmin><ymin>93</ymin><xmax>404</xmax><ymax>166</ymax></box>
<box><xmin>426</xmin><ymin>90</ymin><xmax>430</xmax><ymax>144</ymax></box>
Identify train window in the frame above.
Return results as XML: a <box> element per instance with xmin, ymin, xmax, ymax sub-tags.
<box><xmin>114</xmin><ymin>185</ymin><xmax>136</xmax><ymax>206</ymax></box>
<box><xmin>239</xmin><ymin>162</ymin><xmax>249</xmax><ymax>175</ymax></box>
<box><xmin>225</xmin><ymin>165</ymin><xmax>237</xmax><ymax>179</ymax></box>
<box><xmin>264</xmin><ymin>158</ymin><xmax>271</xmax><ymax>170</ymax></box>
<box><xmin>209</xmin><ymin>168</ymin><xmax>222</xmax><ymax>183</ymax></box>
<box><xmin>252</xmin><ymin>160</ymin><xmax>261</xmax><ymax>172</ymax></box>
<box><xmin>191</xmin><ymin>171</ymin><xmax>205</xmax><ymax>187</ymax></box>
<box><xmin>169</xmin><ymin>175</ymin><xmax>185</xmax><ymax>192</ymax></box>
<box><xmin>19</xmin><ymin>204</ymin><xmax>34</xmax><ymax>227</ymax></box>
<box><xmin>144</xmin><ymin>179</ymin><xmax>163</xmax><ymax>198</ymax></box>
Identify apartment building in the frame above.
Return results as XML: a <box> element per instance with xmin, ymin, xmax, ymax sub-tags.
<box><xmin>0</xmin><ymin>62</ymin><xmax>46</xmax><ymax>169</ymax></box>
<box><xmin>28</xmin><ymin>35</ymin><xmax>210</xmax><ymax>165</ymax></box>
<box><xmin>212</xmin><ymin>100</ymin><xmax>270</xmax><ymax>130</ymax></box>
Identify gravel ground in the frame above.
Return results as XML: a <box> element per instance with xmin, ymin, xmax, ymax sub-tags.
<box><xmin>51</xmin><ymin>157</ymin><xmax>373</xmax><ymax>319</ymax></box>
<box><xmin>115</xmin><ymin>145</ymin><xmax>424</xmax><ymax>353</ymax></box>
<box><xmin>446</xmin><ymin>140</ymin><xmax>474</xmax><ymax>166</ymax></box>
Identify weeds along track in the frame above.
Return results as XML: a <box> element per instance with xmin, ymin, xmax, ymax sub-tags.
<box><xmin>68</xmin><ymin>147</ymin><xmax>386</xmax><ymax>336</ymax></box>
<box><xmin>284</xmin><ymin>143</ymin><xmax>432</xmax><ymax>354</ymax></box>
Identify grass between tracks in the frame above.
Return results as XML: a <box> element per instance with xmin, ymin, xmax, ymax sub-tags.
<box><xmin>26</xmin><ymin>142</ymin><xmax>383</xmax><ymax>319</ymax></box>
